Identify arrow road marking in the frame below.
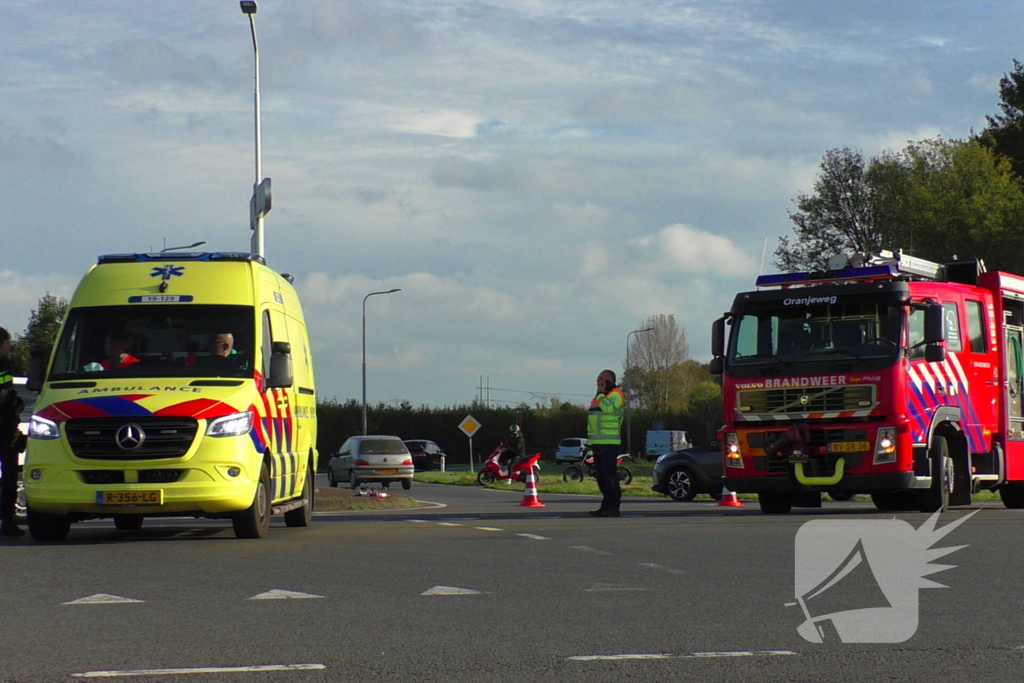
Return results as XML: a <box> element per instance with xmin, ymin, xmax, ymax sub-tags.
<box><xmin>63</xmin><ymin>594</ymin><xmax>144</xmax><ymax>605</ymax></box>
<box><xmin>421</xmin><ymin>585</ymin><xmax>484</xmax><ymax>596</ymax></box>
<box><xmin>247</xmin><ymin>589</ymin><xmax>325</xmax><ymax>600</ymax></box>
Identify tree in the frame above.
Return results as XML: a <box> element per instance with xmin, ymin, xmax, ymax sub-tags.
<box><xmin>981</xmin><ymin>59</ymin><xmax>1024</xmax><ymax>180</ymax></box>
<box><xmin>9</xmin><ymin>293</ymin><xmax>68</xmax><ymax>375</ymax></box>
<box><xmin>773</xmin><ymin>148</ymin><xmax>910</xmax><ymax>271</ymax></box>
<box><xmin>623</xmin><ymin>314</ymin><xmax>689</xmax><ymax>412</ymax></box>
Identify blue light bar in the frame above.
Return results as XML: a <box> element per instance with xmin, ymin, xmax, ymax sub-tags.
<box><xmin>98</xmin><ymin>252</ymin><xmax>265</xmax><ymax>264</ymax></box>
<box><xmin>755</xmin><ymin>264</ymin><xmax>897</xmax><ymax>287</ymax></box>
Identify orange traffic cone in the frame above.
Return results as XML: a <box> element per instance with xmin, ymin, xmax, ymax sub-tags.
<box><xmin>519</xmin><ymin>468</ymin><xmax>545</xmax><ymax>508</ymax></box>
<box><xmin>717</xmin><ymin>485</ymin><xmax>744</xmax><ymax>507</ymax></box>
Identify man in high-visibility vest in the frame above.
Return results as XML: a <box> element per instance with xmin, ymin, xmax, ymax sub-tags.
<box><xmin>588</xmin><ymin>369</ymin><xmax>625</xmax><ymax>517</ymax></box>
<box><xmin>0</xmin><ymin>327</ymin><xmax>25</xmax><ymax>536</ymax></box>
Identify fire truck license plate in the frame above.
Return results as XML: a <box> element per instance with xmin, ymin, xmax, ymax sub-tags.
<box><xmin>97</xmin><ymin>491</ymin><xmax>163</xmax><ymax>505</ymax></box>
<box><xmin>828</xmin><ymin>441</ymin><xmax>870</xmax><ymax>453</ymax></box>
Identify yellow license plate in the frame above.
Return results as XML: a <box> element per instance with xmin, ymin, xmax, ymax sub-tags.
<box><xmin>376</xmin><ymin>469</ymin><xmax>398</xmax><ymax>475</ymax></box>
<box><xmin>97</xmin><ymin>490</ymin><xmax>163</xmax><ymax>506</ymax></box>
<box><xmin>828</xmin><ymin>441</ymin><xmax>870</xmax><ymax>453</ymax></box>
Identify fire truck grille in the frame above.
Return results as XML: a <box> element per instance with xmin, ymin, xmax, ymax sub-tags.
<box><xmin>738</xmin><ymin>385</ymin><xmax>875</xmax><ymax>415</ymax></box>
<box><xmin>65</xmin><ymin>417</ymin><xmax>199</xmax><ymax>460</ymax></box>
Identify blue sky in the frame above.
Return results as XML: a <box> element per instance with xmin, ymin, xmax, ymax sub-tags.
<box><xmin>1</xmin><ymin>0</ymin><xmax>1020</xmax><ymax>407</ymax></box>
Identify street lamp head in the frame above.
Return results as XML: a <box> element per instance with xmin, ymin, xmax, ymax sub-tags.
<box><xmin>642</xmin><ymin>327</ymin><xmax>654</xmax><ymax>332</ymax></box>
<box><xmin>240</xmin><ymin>1</ymin><xmax>257</xmax><ymax>15</ymax></box>
<box><xmin>388</xmin><ymin>288</ymin><xmax>402</xmax><ymax>294</ymax></box>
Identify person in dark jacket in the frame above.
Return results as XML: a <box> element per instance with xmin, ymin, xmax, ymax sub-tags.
<box><xmin>0</xmin><ymin>327</ymin><xmax>25</xmax><ymax>536</ymax></box>
<box><xmin>501</xmin><ymin>424</ymin><xmax>526</xmax><ymax>481</ymax></box>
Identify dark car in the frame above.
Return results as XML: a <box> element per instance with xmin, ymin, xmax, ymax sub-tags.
<box><xmin>403</xmin><ymin>439</ymin><xmax>446</xmax><ymax>471</ymax></box>
<box><xmin>651</xmin><ymin>440</ymin><xmax>723</xmax><ymax>501</ymax></box>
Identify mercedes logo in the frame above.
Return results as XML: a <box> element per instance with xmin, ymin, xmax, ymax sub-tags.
<box><xmin>116</xmin><ymin>424</ymin><xmax>146</xmax><ymax>452</ymax></box>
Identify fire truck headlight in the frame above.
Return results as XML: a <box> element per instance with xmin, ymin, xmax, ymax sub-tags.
<box><xmin>874</xmin><ymin>427</ymin><xmax>897</xmax><ymax>464</ymax></box>
<box><xmin>725</xmin><ymin>432</ymin><xmax>743</xmax><ymax>468</ymax></box>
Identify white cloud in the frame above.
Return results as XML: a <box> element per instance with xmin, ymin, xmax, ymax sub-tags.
<box><xmin>630</xmin><ymin>224</ymin><xmax>758</xmax><ymax>276</ymax></box>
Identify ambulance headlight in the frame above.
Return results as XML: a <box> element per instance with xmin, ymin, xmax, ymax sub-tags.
<box><xmin>874</xmin><ymin>426</ymin><xmax>897</xmax><ymax>464</ymax></box>
<box><xmin>206</xmin><ymin>412</ymin><xmax>253</xmax><ymax>437</ymax></box>
<box><xmin>29</xmin><ymin>415</ymin><xmax>60</xmax><ymax>440</ymax></box>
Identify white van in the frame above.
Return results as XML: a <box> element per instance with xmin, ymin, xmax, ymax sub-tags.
<box><xmin>645</xmin><ymin>430</ymin><xmax>690</xmax><ymax>461</ymax></box>
<box><xmin>556</xmin><ymin>437</ymin><xmax>588</xmax><ymax>463</ymax></box>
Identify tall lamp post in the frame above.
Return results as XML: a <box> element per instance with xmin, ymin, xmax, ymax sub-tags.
<box><xmin>362</xmin><ymin>289</ymin><xmax>401</xmax><ymax>435</ymax></box>
<box><xmin>240</xmin><ymin>1</ymin><xmax>271</xmax><ymax>259</ymax></box>
<box><xmin>625</xmin><ymin>327</ymin><xmax>654</xmax><ymax>459</ymax></box>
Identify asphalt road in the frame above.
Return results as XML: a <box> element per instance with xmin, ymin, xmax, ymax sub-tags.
<box><xmin>2</xmin><ymin>480</ymin><xmax>1023</xmax><ymax>682</ymax></box>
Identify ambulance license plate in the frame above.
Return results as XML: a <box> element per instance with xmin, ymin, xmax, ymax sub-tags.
<box><xmin>828</xmin><ymin>441</ymin><xmax>870</xmax><ymax>453</ymax></box>
<box><xmin>376</xmin><ymin>469</ymin><xmax>398</xmax><ymax>475</ymax></box>
<box><xmin>97</xmin><ymin>490</ymin><xmax>163</xmax><ymax>506</ymax></box>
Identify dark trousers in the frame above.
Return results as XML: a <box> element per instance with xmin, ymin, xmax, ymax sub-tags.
<box><xmin>0</xmin><ymin>442</ymin><xmax>18</xmax><ymax>523</ymax></box>
<box><xmin>592</xmin><ymin>444</ymin><xmax>621</xmax><ymax>512</ymax></box>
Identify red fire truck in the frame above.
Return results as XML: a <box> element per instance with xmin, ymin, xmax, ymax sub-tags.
<box><xmin>710</xmin><ymin>250</ymin><xmax>1024</xmax><ymax>514</ymax></box>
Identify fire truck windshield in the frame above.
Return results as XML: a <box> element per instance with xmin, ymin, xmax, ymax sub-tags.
<box><xmin>727</xmin><ymin>301</ymin><xmax>902</xmax><ymax>373</ymax></box>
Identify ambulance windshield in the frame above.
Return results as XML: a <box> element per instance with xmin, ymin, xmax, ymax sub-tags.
<box><xmin>728</xmin><ymin>301</ymin><xmax>902</xmax><ymax>371</ymax></box>
<box><xmin>48</xmin><ymin>305</ymin><xmax>255</xmax><ymax>381</ymax></box>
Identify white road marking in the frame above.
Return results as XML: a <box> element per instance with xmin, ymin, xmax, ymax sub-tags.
<box><xmin>639</xmin><ymin>562</ymin><xmax>685</xmax><ymax>575</ymax></box>
<box><xmin>247</xmin><ymin>589</ymin><xmax>324</xmax><ymax>600</ymax></box>
<box><xmin>474</xmin><ymin>527</ymin><xmax>503</xmax><ymax>531</ymax></box>
<box><xmin>571</xmin><ymin>545</ymin><xmax>611</xmax><ymax>555</ymax></box>
<box><xmin>585</xmin><ymin>583</ymin><xmax>649</xmax><ymax>592</ymax></box>
<box><xmin>421</xmin><ymin>585</ymin><xmax>484</xmax><ymax>595</ymax></box>
<box><xmin>437</xmin><ymin>522</ymin><xmax>462</xmax><ymax>526</ymax></box>
<box><xmin>72</xmin><ymin>663</ymin><xmax>326</xmax><ymax>678</ymax></box>
<box><xmin>568</xmin><ymin>650</ymin><xmax>797</xmax><ymax>661</ymax></box>
<box><xmin>516</xmin><ymin>533</ymin><xmax>550</xmax><ymax>540</ymax></box>
<box><xmin>63</xmin><ymin>594</ymin><xmax>144</xmax><ymax>605</ymax></box>
<box><xmin>406</xmin><ymin>519</ymin><xmax>430</xmax><ymax>523</ymax></box>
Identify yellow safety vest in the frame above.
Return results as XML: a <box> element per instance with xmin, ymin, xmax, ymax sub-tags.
<box><xmin>588</xmin><ymin>387</ymin><xmax>624</xmax><ymax>445</ymax></box>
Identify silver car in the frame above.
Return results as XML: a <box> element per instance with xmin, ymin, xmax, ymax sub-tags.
<box><xmin>328</xmin><ymin>435</ymin><xmax>414</xmax><ymax>490</ymax></box>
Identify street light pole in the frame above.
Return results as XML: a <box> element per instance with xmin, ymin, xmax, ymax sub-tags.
<box><xmin>362</xmin><ymin>289</ymin><xmax>402</xmax><ymax>435</ymax></box>
<box><xmin>625</xmin><ymin>327</ymin><xmax>654</xmax><ymax>460</ymax></box>
<box><xmin>240</xmin><ymin>1</ymin><xmax>267</xmax><ymax>259</ymax></box>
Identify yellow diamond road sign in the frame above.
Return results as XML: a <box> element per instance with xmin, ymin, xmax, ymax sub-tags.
<box><xmin>459</xmin><ymin>415</ymin><xmax>481</xmax><ymax>438</ymax></box>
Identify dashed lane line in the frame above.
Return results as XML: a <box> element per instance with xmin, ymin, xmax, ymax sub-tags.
<box><xmin>639</xmin><ymin>562</ymin><xmax>685</xmax><ymax>575</ymax></box>
<box><xmin>516</xmin><ymin>533</ymin><xmax>551</xmax><ymax>540</ymax></box>
<box><xmin>568</xmin><ymin>650</ymin><xmax>797</xmax><ymax>661</ymax></box>
<box><xmin>72</xmin><ymin>664</ymin><xmax>326</xmax><ymax>678</ymax></box>
<box><xmin>571</xmin><ymin>545</ymin><xmax>611</xmax><ymax>556</ymax></box>
<box><xmin>474</xmin><ymin>527</ymin><xmax>503</xmax><ymax>531</ymax></box>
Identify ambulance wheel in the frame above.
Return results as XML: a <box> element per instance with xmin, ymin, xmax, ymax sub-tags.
<box><xmin>113</xmin><ymin>515</ymin><xmax>144</xmax><ymax>531</ymax></box>
<box><xmin>27</xmin><ymin>508</ymin><xmax>71</xmax><ymax>542</ymax></box>
<box><xmin>757</xmin><ymin>492</ymin><xmax>792</xmax><ymax>514</ymax></box>
<box><xmin>233</xmin><ymin>463</ymin><xmax>271</xmax><ymax>539</ymax></box>
<box><xmin>1001</xmin><ymin>483</ymin><xmax>1024</xmax><ymax>509</ymax></box>
<box><xmin>917</xmin><ymin>436</ymin><xmax>951</xmax><ymax>513</ymax></box>
<box><xmin>402</xmin><ymin>479</ymin><xmax>412</xmax><ymax>490</ymax></box>
<box><xmin>285</xmin><ymin>465</ymin><xmax>314</xmax><ymax>528</ymax></box>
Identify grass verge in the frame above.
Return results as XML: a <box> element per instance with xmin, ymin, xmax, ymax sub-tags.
<box><xmin>314</xmin><ymin>486</ymin><xmax>419</xmax><ymax>511</ymax></box>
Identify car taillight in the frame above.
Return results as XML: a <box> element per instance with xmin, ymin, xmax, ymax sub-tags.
<box><xmin>355</xmin><ymin>459</ymin><xmax>369</xmax><ymax>466</ymax></box>
<box><xmin>402</xmin><ymin>458</ymin><xmax>413</xmax><ymax>466</ymax></box>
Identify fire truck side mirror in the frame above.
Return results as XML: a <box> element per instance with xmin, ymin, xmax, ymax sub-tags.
<box><xmin>924</xmin><ymin>303</ymin><xmax>946</xmax><ymax>344</ymax></box>
<box><xmin>709</xmin><ymin>357</ymin><xmax>723</xmax><ymax>375</ymax></box>
<box><xmin>925</xmin><ymin>344</ymin><xmax>946</xmax><ymax>363</ymax></box>
<box><xmin>711</xmin><ymin>317</ymin><xmax>725</xmax><ymax>357</ymax></box>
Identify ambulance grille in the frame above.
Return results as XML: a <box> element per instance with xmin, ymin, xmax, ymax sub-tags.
<box><xmin>738</xmin><ymin>385</ymin><xmax>875</xmax><ymax>415</ymax></box>
<box><xmin>65</xmin><ymin>417</ymin><xmax>199</xmax><ymax>460</ymax></box>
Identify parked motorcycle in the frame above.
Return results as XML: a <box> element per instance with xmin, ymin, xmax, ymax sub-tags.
<box><xmin>477</xmin><ymin>446</ymin><xmax>542</xmax><ymax>486</ymax></box>
<box><xmin>563</xmin><ymin>447</ymin><xmax>633</xmax><ymax>485</ymax></box>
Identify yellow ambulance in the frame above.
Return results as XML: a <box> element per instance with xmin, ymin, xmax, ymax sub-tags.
<box><xmin>24</xmin><ymin>251</ymin><xmax>317</xmax><ymax>540</ymax></box>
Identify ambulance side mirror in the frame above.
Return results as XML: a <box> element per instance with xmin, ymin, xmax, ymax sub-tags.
<box><xmin>266</xmin><ymin>341</ymin><xmax>293</xmax><ymax>389</ymax></box>
<box><xmin>26</xmin><ymin>344</ymin><xmax>48</xmax><ymax>392</ymax></box>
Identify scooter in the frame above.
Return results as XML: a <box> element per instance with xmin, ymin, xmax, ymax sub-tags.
<box><xmin>477</xmin><ymin>446</ymin><xmax>542</xmax><ymax>486</ymax></box>
<box><xmin>563</xmin><ymin>447</ymin><xmax>633</xmax><ymax>485</ymax></box>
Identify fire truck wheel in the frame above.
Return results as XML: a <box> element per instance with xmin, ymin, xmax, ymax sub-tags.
<box><xmin>1000</xmin><ymin>484</ymin><xmax>1024</xmax><ymax>509</ymax></box>
<box><xmin>917</xmin><ymin>436</ymin><xmax>951</xmax><ymax>513</ymax></box>
<box><xmin>758</xmin><ymin>492</ymin><xmax>793</xmax><ymax>514</ymax></box>
<box><xmin>828</xmin><ymin>492</ymin><xmax>854</xmax><ymax>502</ymax></box>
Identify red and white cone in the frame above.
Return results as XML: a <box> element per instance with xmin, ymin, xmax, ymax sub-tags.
<box><xmin>519</xmin><ymin>469</ymin><xmax>545</xmax><ymax>508</ymax></box>
<box><xmin>717</xmin><ymin>485</ymin><xmax>744</xmax><ymax>507</ymax></box>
